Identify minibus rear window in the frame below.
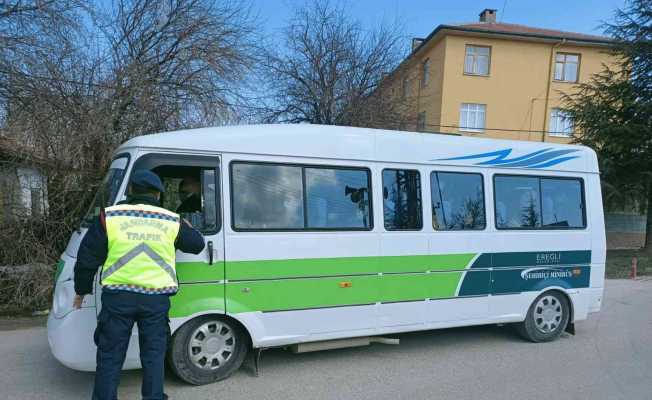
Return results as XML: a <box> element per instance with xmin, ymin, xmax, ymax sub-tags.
<box><xmin>81</xmin><ymin>155</ymin><xmax>129</xmax><ymax>226</ymax></box>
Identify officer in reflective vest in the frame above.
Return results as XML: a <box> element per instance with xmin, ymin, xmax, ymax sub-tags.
<box><xmin>73</xmin><ymin>169</ymin><xmax>205</xmax><ymax>400</ymax></box>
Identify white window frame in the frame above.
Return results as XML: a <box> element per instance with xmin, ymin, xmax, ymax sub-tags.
<box><xmin>554</xmin><ymin>53</ymin><xmax>580</xmax><ymax>82</ymax></box>
<box><xmin>549</xmin><ymin>108</ymin><xmax>574</xmax><ymax>137</ymax></box>
<box><xmin>459</xmin><ymin>103</ymin><xmax>486</xmax><ymax>133</ymax></box>
<box><xmin>464</xmin><ymin>45</ymin><xmax>491</xmax><ymax>76</ymax></box>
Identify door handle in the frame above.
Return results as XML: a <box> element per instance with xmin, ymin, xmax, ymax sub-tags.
<box><xmin>207</xmin><ymin>240</ymin><xmax>214</xmax><ymax>265</ymax></box>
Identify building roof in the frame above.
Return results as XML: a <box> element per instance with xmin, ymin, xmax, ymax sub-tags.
<box><xmin>410</xmin><ymin>21</ymin><xmax>613</xmax><ymax>57</ymax></box>
<box><xmin>386</xmin><ymin>18</ymin><xmax>613</xmax><ymax>86</ymax></box>
<box><xmin>117</xmin><ymin>124</ymin><xmax>599</xmax><ymax>174</ymax></box>
<box><xmin>452</xmin><ymin>22</ymin><xmax>611</xmax><ymax>44</ymax></box>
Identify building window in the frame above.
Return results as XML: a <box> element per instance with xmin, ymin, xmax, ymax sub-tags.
<box><xmin>417</xmin><ymin>111</ymin><xmax>426</xmax><ymax>131</ymax></box>
<box><xmin>549</xmin><ymin>108</ymin><xmax>574</xmax><ymax>137</ymax></box>
<box><xmin>459</xmin><ymin>103</ymin><xmax>486</xmax><ymax>132</ymax></box>
<box><xmin>494</xmin><ymin>175</ymin><xmax>586</xmax><ymax>230</ymax></box>
<box><xmin>402</xmin><ymin>76</ymin><xmax>410</xmax><ymax>99</ymax></box>
<box><xmin>421</xmin><ymin>59</ymin><xmax>430</xmax><ymax>87</ymax></box>
<box><xmin>383</xmin><ymin>169</ymin><xmax>422</xmax><ymax>230</ymax></box>
<box><xmin>554</xmin><ymin>53</ymin><xmax>580</xmax><ymax>82</ymax></box>
<box><xmin>464</xmin><ymin>45</ymin><xmax>490</xmax><ymax>75</ymax></box>
<box><xmin>431</xmin><ymin>171</ymin><xmax>485</xmax><ymax>230</ymax></box>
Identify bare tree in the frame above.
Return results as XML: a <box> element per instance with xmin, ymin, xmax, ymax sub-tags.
<box><xmin>0</xmin><ymin>0</ymin><xmax>259</xmax><ymax>266</ymax></box>
<box><xmin>103</xmin><ymin>0</ymin><xmax>258</xmax><ymax>142</ymax></box>
<box><xmin>259</xmin><ymin>0</ymin><xmax>412</xmax><ymax>127</ymax></box>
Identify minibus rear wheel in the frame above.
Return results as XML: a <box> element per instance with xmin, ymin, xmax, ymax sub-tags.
<box><xmin>517</xmin><ymin>290</ymin><xmax>570</xmax><ymax>343</ymax></box>
<box><xmin>168</xmin><ymin>315</ymin><xmax>249</xmax><ymax>385</ymax></box>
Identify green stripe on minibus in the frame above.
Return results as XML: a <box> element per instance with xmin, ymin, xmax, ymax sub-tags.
<box><xmin>224</xmin><ymin>270</ymin><xmax>468</xmax><ymax>314</ymax></box>
<box><xmin>224</xmin><ymin>253</ymin><xmax>476</xmax><ymax>281</ymax></box>
<box><xmin>54</xmin><ymin>260</ymin><xmax>65</xmax><ymax>282</ymax></box>
<box><xmin>176</xmin><ymin>261</ymin><xmax>225</xmax><ymax>282</ymax></box>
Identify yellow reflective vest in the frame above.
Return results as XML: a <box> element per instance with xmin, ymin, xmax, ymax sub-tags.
<box><xmin>101</xmin><ymin>204</ymin><xmax>181</xmax><ymax>294</ymax></box>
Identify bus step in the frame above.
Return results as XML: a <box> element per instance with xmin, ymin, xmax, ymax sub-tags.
<box><xmin>290</xmin><ymin>337</ymin><xmax>400</xmax><ymax>353</ymax></box>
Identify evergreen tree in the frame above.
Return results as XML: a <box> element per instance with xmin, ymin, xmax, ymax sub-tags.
<box><xmin>563</xmin><ymin>0</ymin><xmax>652</xmax><ymax>250</ymax></box>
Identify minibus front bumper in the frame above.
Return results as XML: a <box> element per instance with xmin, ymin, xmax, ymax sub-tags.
<box><xmin>47</xmin><ymin>308</ymin><xmax>98</xmax><ymax>371</ymax></box>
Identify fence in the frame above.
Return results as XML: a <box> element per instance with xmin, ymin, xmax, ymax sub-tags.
<box><xmin>605</xmin><ymin>213</ymin><xmax>647</xmax><ymax>250</ymax></box>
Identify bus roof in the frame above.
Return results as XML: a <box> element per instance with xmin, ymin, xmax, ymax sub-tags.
<box><xmin>118</xmin><ymin>124</ymin><xmax>599</xmax><ymax>174</ymax></box>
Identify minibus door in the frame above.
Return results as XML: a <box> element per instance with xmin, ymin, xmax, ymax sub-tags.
<box><xmin>110</xmin><ymin>152</ymin><xmax>227</xmax><ymax>316</ymax></box>
<box><xmin>167</xmin><ymin>156</ymin><xmax>226</xmax><ymax>317</ymax></box>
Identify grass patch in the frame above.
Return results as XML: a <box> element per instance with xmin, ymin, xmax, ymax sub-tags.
<box><xmin>606</xmin><ymin>249</ymin><xmax>652</xmax><ymax>279</ymax></box>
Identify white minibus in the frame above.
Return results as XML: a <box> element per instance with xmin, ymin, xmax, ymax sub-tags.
<box><xmin>48</xmin><ymin>124</ymin><xmax>605</xmax><ymax>384</ymax></box>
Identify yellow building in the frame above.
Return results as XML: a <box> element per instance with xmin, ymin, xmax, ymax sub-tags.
<box><xmin>383</xmin><ymin>8</ymin><xmax>615</xmax><ymax>143</ymax></box>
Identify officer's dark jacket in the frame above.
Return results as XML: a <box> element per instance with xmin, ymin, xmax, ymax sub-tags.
<box><xmin>74</xmin><ymin>195</ymin><xmax>205</xmax><ymax>295</ymax></box>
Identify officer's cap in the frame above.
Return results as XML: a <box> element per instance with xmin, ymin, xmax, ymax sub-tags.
<box><xmin>130</xmin><ymin>170</ymin><xmax>165</xmax><ymax>193</ymax></box>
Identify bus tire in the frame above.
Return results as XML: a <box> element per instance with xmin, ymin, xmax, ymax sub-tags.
<box><xmin>517</xmin><ymin>291</ymin><xmax>570</xmax><ymax>343</ymax></box>
<box><xmin>167</xmin><ymin>315</ymin><xmax>249</xmax><ymax>385</ymax></box>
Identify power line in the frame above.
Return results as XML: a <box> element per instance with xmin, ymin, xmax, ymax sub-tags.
<box><xmin>411</xmin><ymin>122</ymin><xmax>564</xmax><ymax>136</ymax></box>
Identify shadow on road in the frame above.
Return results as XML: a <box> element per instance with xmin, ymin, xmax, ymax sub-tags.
<box><xmin>163</xmin><ymin>323</ymin><xmax>526</xmax><ymax>388</ymax></box>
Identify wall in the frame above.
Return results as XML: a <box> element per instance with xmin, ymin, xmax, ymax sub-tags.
<box><xmin>433</xmin><ymin>34</ymin><xmax>614</xmax><ymax>142</ymax></box>
<box><xmin>414</xmin><ymin>38</ymin><xmax>446</xmax><ymax>131</ymax></box>
<box><xmin>0</xmin><ymin>164</ymin><xmax>48</xmax><ymax>219</ymax></box>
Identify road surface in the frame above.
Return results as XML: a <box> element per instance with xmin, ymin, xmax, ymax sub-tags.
<box><xmin>1</xmin><ymin>279</ymin><xmax>651</xmax><ymax>400</ymax></box>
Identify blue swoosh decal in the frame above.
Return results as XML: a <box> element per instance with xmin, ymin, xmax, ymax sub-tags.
<box><xmin>434</xmin><ymin>148</ymin><xmax>580</xmax><ymax>169</ymax></box>
<box><xmin>477</xmin><ymin>148</ymin><xmax>553</xmax><ymax>165</ymax></box>
<box><xmin>440</xmin><ymin>149</ymin><xmax>513</xmax><ymax>161</ymax></box>
<box><xmin>525</xmin><ymin>156</ymin><xmax>580</xmax><ymax>169</ymax></box>
<box><xmin>496</xmin><ymin>149</ymin><xmax>579</xmax><ymax>167</ymax></box>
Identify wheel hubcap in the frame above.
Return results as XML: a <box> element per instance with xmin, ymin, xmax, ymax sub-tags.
<box><xmin>533</xmin><ymin>295</ymin><xmax>563</xmax><ymax>334</ymax></box>
<box><xmin>188</xmin><ymin>321</ymin><xmax>235</xmax><ymax>370</ymax></box>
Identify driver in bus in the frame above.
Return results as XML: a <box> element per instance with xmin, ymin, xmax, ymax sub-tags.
<box><xmin>177</xmin><ymin>176</ymin><xmax>202</xmax><ymax>214</ymax></box>
<box><xmin>73</xmin><ymin>169</ymin><xmax>205</xmax><ymax>400</ymax></box>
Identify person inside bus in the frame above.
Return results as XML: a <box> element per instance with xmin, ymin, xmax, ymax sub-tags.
<box><xmin>177</xmin><ymin>176</ymin><xmax>201</xmax><ymax>214</ymax></box>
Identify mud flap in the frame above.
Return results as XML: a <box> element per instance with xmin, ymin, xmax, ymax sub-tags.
<box><xmin>565</xmin><ymin>322</ymin><xmax>575</xmax><ymax>335</ymax></box>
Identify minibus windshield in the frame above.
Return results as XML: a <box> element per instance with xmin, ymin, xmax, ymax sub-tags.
<box><xmin>81</xmin><ymin>155</ymin><xmax>129</xmax><ymax>226</ymax></box>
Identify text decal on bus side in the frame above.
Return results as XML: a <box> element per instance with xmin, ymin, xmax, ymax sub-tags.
<box><xmin>536</xmin><ymin>252</ymin><xmax>562</xmax><ymax>264</ymax></box>
<box><xmin>520</xmin><ymin>267</ymin><xmax>573</xmax><ymax>280</ymax></box>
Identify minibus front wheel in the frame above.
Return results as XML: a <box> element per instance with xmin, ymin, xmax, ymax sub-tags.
<box><xmin>517</xmin><ymin>290</ymin><xmax>570</xmax><ymax>343</ymax></box>
<box><xmin>167</xmin><ymin>315</ymin><xmax>249</xmax><ymax>385</ymax></box>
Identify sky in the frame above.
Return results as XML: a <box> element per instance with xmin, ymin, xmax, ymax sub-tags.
<box><xmin>253</xmin><ymin>0</ymin><xmax>627</xmax><ymax>44</ymax></box>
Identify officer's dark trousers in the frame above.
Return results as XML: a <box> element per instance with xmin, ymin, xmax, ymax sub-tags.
<box><xmin>92</xmin><ymin>291</ymin><xmax>170</xmax><ymax>400</ymax></box>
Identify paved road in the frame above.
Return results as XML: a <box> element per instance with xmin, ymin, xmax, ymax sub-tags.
<box><xmin>2</xmin><ymin>279</ymin><xmax>651</xmax><ymax>400</ymax></box>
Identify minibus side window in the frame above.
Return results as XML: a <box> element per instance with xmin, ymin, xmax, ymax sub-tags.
<box><xmin>430</xmin><ymin>171</ymin><xmax>485</xmax><ymax>230</ymax></box>
<box><xmin>541</xmin><ymin>178</ymin><xmax>585</xmax><ymax>228</ymax></box>
<box><xmin>153</xmin><ymin>165</ymin><xmax>219</xmax><ymax>234</ymax></box>
<box><xmin>231</xmin><ymin>163</ymin><xmax>304</xmax><ymax>230</ymax></box>
<box><xmin>305</xmin><ymin>167</ymin><xmax>371</xmax><ymax>229</ymax></box>
<box><xmin>382</xmin><ymin>169</ymin><xmax>422</xmax><ymax>230</ymax></box>
<box><xmin>494</xmin><ymin>175</ymin><xmax>541</xmax><ymax>229</ymax></box>
<box><xmin>494</xmin><ymin>175</ymin><xmax>586</xmax><ymax>230</ymax></box>
<box><xmin>230</xmin><ymin>162</ymin><xmax>372</xmax><ymax>231</ymax></box>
